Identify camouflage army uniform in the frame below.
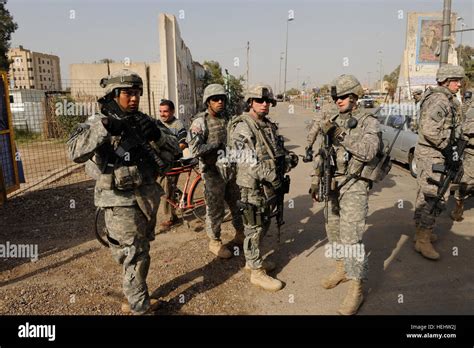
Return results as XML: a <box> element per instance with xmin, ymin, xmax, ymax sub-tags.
<box><xmin>229</xmin><ymin>113</ymin><xmax>287</xmax><ymax>269</ymax></box>
<box><xmin>413</xmin><ymin>86</ymin><xmax>462</xmax><ymax>228</ymax></box>
<box><xmin>312</xmin><ymin>108</ymin><xmax>380</xmax><ymax>281</ymax></box>
<box><xmin>162</xmin><ymin>117</ymin><xmax>187</xmax><ymax>219</ymax></box>
<box><xmin>188</xmin><ymin>110</ymin><xmax>244</xmax><ymax>242</ymax></box>
<box><xmin>67</xmin><ymin>71</ymin><xmax>180</xmax><ymax>314</ymax></box>
<box><xmin>451</xmin><ymin>105</ymin><xmax>474</xmax><ymax>212</ymax></box>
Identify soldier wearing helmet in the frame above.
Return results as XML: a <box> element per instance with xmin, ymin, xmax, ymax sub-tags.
<box><xmin>310</xmin><ymin>74</ymin><xmax>381</xmax><ymax>315</ymax></box>
<box><xmin>413</xmin><ymin>64</ymin><xmax>465</xmax><ymax>260</ymax></box>
<box><xmin>67</xmin><ymin>69</ymin><xmax>180</xmax><ymax>315</ymax></box>
<box><xmin>450</xmin><ymin>88</ymin><xmax>474</xmax><ymax>222</ymax></box>
<box><xmin>228</xmin><ymin>84</ymin><xmax>298</xmax><ymax>292</ymax></box>
<box><xmin>187</xmin><ymin>84</ymin><xmax>244</xmax><ymax>259</ymax></box>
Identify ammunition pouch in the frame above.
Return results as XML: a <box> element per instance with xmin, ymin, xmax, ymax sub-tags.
<box><xmin>113</xmin><ymin>165</ymin><xmax>143</xmax><ymax>191</ymax></box>
<box><xmin>237</xmin><ymin>200</ymin><xmax>268</xmax><ymax>227</ymax></box>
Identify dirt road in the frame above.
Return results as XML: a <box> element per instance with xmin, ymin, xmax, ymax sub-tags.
<box><xmin>1</xmin><ymin>102</ymin><xmax>472</xmax><ymax>315</ymax></box>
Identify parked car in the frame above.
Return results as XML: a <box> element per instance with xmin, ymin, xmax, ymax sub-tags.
<box><xmin>276</xmin><ymin>94</ymin><xmax>284</xmax><ymax>102</ymax></box>
<box><xmin>358</xmin><ymin>95</ymin><xmax>375</xmax><ymax>108</ymax></box>
<box><xmin>374</xmin><ymin>104</ymin><xmax>418</xmax><ymax>177</ymax></box>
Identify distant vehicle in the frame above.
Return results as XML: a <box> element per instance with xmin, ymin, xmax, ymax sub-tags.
<box><xmin>358</xmin><ymin>95</ymin><xmax>374</xmax><ymax>108</ymax></box>
<box><xmin>276</xmin><ymin>94</ymin><xmax>284</xmax><ymax>102</ymax></box>
<box><xmin>374</xmin><ymin>104</ymin><xmax>418</xmax><ymax>177</ymax></box>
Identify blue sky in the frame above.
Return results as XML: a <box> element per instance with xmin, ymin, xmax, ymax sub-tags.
<box><xmin>6</xmin><ymin>0</ymin><xmax>474</xmax><ymax>90</ymax></box>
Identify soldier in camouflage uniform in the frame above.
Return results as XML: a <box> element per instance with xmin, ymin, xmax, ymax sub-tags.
<box><xmin>413</xmin><ymin>64</ymin><xmax>465</xmax><ymax>260</ymax></box>
<box><xmin>229</xmin><ymin>84</ymin><xmax>298</xmax><ymax>291</ymax></box>
<box><xmin>450</xmin><ymin>93</ymin><xmax>474</xmax><ymax>221</ymax></box>
<box><xmin>67</xmin><ymin>70</ymin><xmax>180</xmax><ymax>315</ymax></box>
<box><xmin>309</xmin><ymin>75</ymin><xmax>381</xmax><ymax>315</ymax></box>
<box><xmin>188</xmin><ymin>84</ymin><xmax>244</xmax><ymax>258</ymax></box>
<box><xmin>158</xmin><ymin>99</ymin><xmax>187</xmax><ymax>229</ymax></box>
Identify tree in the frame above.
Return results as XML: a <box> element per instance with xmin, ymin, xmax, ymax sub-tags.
<box><xmin>0</xmin><ymin>1</ymin><xmax>18</xmax><ymax>70</ymax></box>
<box><xmin>384</xmin><ymin>65</ymin><xmax>400</xmax><ymax>102</ymax></box>
<box><xmin>457</xmin><ymin>44</ymin><xmax>474</xmax><ymax>87</ymax></box>
<box><xmin>286</xmin><ymin>88</ymin><xmax>299</xmax><ymax>96</ymax></box>
<box><xmin>202</xmin><ymin>60</ymin><xmax>225</xmax><ymax>86</ymax></box>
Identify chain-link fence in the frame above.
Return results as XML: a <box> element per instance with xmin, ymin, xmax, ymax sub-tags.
<box><xmin>8</xmin><ymin>79</ymin><xmax>165</xmax><ymax>197</ymax></box>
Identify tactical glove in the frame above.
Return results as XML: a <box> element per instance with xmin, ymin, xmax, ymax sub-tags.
<box><xmin>102</xmin><ymin>115</ymin><xmax>124</xmax><ymax>136</ymax></box>
<box><xmin>138</xmin><ymin>117</ymin><xmax>161</xmax><ymax>141</ymax></box>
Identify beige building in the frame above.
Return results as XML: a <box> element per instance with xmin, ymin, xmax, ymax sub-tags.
<box><xmin>7</xmin><ymin>45</ymin><xmax>62</xmax><ymax>91</ymax></box>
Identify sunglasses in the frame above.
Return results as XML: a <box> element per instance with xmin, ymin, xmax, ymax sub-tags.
<box><xmin>210</xmin><ymin>95</ymin><xmax>226</xmax><ymax>102</ymax></box>
<box><xmin>332</xmin><ymin>94</ymin><xmax>350</xmax><ymax>102</ymax></box>
<box><xmin>253</xmin><ymin>98</ymin><xmax>273</xmax><ymax>105</ymax></box>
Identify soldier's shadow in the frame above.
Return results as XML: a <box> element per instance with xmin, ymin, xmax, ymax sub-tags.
<box><xmin>262</xmin><ymin>194</ymin><xmax>326</xmax><ymax>277</ymax></box>
<box><xmin>361</xmin><ymin>196</ymin><xmax>473</xmax><ymax>314</ymax></box>
<box><xmin>265</xmin><ymin>173</ymin><xmax>398</xmax><ymax>278</ymax></box>
<box><xmin>149</xmin><ymin>243</ymin><xmax>245</xmax><ymax>314</ymax></box>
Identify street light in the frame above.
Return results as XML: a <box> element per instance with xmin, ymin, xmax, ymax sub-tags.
<box><xmin>283</xmin><ymin>15</ymin><xmax>294</xmax><ymax>101</ymax></box>
<box><xmin>457</xmin><ymin>17</ymin><xmax>465</xmax><ymax>64</ymax></box>
<box><xmin>278</xmin><ymin>52</ymin><xmax>284</xmax><ymax>94</ymax></box>
<box><xmin>296</xmin><ymin>67</ymin><xmax>301</xmax><ymax>90</ymax></box>
<box><xmin>378</xmin><ymin>50</ymin><xmax>383</xmax><ymax>96</ymax></box>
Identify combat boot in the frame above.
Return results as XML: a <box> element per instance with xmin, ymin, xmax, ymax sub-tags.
<box><xmin>230</xmin><ymin>229</ymin><xmax>245</xmax><ymax>246</ymax></box>
<box><xmin>414</xmin><ymin>227</ymin><xmax>440</xmax><ymax>260</ymax></box>
<box><xmin>338</xmin><ymin>280</ymin><xmax>364</xmax><ymax>315</ymax></box>
<box><xmin>244</xmin><ymin>259</ymin><xmax>276</xmax><ymax>272</ymax></box>
<box><xmin>250</xmin><ymin>268</ymin><xmax>283</xmax><ymax>292</ymax></box>
<box><xmin>321</xmin><ymin>260</ymin><xmax>348</xmax><ymax>289</ymax></box>
<box><xmin>450</xmin><ymin>199</ymin><xmax>464</xmax><ymax>222</ymax></box>
<box><xmin>209</xmin><ymin>239</ymin><xmax>232</xmax><ymax>259</ymax></box>
<box><xmin>121</xmin><ymin>298</ymin><xmax>160</xmax><ymax>315</ymax></box>
<box><xmin>413</xmin><ymin>228</ymin><xmax>438</xmax><ymax>242</ymax></box>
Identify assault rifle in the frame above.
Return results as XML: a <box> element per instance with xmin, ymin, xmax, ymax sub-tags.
<box><xmin>100</xmin><ymin>98</ymin><xmax>168</xmax><ymax>172</ymax></box>
<box><xmin>428</xmin><ymin>138</ymin><xmax>467</xmax><ymax>214</ymax></box>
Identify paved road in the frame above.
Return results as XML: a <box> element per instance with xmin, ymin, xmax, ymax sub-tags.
<box><xmin>252</xmin><ymin>102</ymin><xmax>474</xmax><ymax>315</ymax></box>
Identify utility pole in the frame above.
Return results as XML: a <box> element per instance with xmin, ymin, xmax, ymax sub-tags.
<box><xmin>246</xmin><ymin>41</ymin><xmax>250</xmax><ymax>90</ymax></box>
<box><xmin>283</xmin><ymin>16</ymin><xmax>294</xmax><ymax>101</ymax></box>
<box><xmin>440</xmin><ymin>0</ymin><xmax>451</xmax><ymax>66</ymax></box>
<box><xmin>278</xmin><ymin>52</ymin><xmax>284</xmax><ymax>94</ymax></box>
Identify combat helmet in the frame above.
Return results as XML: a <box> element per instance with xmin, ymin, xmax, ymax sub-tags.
<box><xmin>436</xmin><ymin>64</ymin><xmax>465</xmax><ymax>82</ymax></box>
<box><xmin>99</xmin><ymin>69</ymin><xmax>143</xmax><ymax>97</ymax></box>
<box><xmin>202</xmin><ymin>84</ymin><xmax>227</xmax><ymax>105</ymax></box>
<box><xmin>245</xmin><ymin>84</ymin><xmax>277</xmax><ymax>106</ymax></box>
<box><xmin>330</xmin><ymin>74</ymin><xmax>364</xmax><ymax>100</ymax></box>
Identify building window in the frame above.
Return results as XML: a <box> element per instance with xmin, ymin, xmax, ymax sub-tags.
<box><xmin>12</xmin><ymin>68</ymin><xmax>15</xmax><ymax>72</ymax></box>
<box><xmin>38</xmin><ymin>58</ymin><xmax>41</xmax><ymax>63</ymax></box>
<box><xmin>31</xmin><ymin>85</ymin><xmax>34</xmax><ymax>89</ymax></box>
<box><xmin>27</xmin><ymin>58</ymin><xmax>32</xmax><ymax>62</ymax></box>
<box><xmin>42</xmin><ymin>60</ymin><xmax>45</xmax><ymax>64</ymax></box>
<box><xmin>30</xmin><ymin>76</ymin><xmax>34</xmax><ymax>80</ymax></box>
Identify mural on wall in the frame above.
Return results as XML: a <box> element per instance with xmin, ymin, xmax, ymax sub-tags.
<box><xmin>417</xmin><ymin>18</ymin><xmax>442</xmax><ymax>64</ymax></box>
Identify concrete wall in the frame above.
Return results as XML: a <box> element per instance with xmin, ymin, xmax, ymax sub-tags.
<box><xmin>9</xmin><ymin>89</ymin><xmax>46</xmax><ymax>133</ymax></box>
<box><xmin>397</xmin><ymin>12</ymin><xmax>459</xmax><ymax>100</ymax></box>
<box><xmin>159</xmin><ymin>14</ymin><xmax>200</xmax><ymax>127</ymax></box>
